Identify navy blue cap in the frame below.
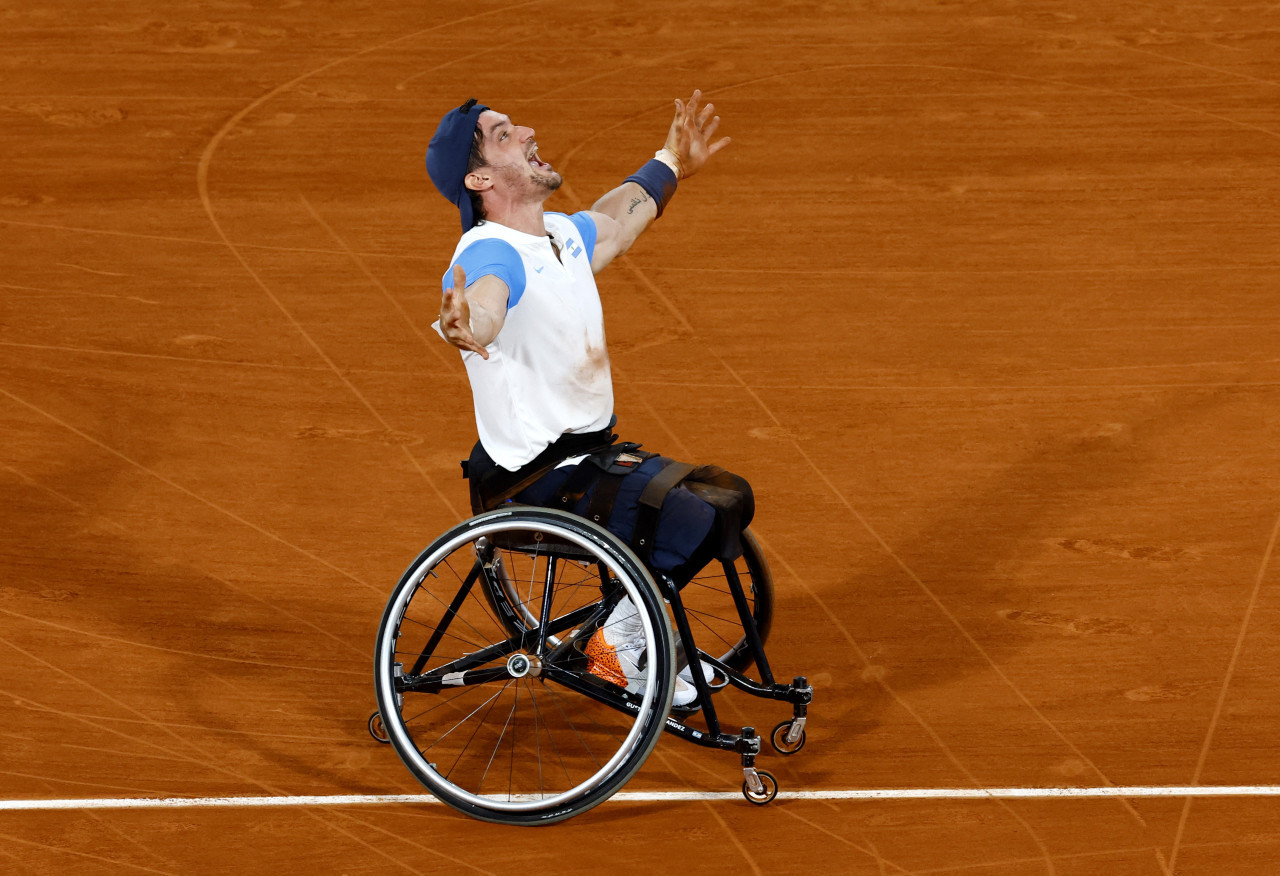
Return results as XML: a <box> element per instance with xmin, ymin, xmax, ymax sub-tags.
<box><xmin>426</xmin><ymin>98</ymin><xmax>490</xmax><ymax>230</ymax></box>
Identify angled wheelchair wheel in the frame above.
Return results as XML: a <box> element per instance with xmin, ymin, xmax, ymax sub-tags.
<box><xmin>680</xmin><ymin>529</ymin><xmax>774</xmax><ymax>674</ymax></box>
<box><xmin>374</xmin><ymin>508</ymin><xmax>676</xmax><ymax>826</ymax></box>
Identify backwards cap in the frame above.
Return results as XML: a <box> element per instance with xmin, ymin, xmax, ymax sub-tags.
<box><xmin>426</xmin><ymin>98</ymin><xmax>489</xmax><ymax>230</ymax></box>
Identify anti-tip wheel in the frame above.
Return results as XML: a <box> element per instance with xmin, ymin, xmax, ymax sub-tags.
<box><xmin>770</xmin><ymin>719</ymin><xmax>806</xmax><ymax>755</ymax></box>
<box><xmin>742</xmin><ymin>769</ymin><xmax>778</xmax><ymax>805</ymax></box>
<box><xmin>368</xmin><ymin>711</ymin><xmax>391</xmax><ymax>744</ymax></box>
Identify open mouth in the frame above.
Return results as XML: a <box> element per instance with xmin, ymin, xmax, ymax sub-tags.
<box><xmin>527</xmin><ymin>146</ymin><xmax>552</xmax><ymax>171</ymax></box>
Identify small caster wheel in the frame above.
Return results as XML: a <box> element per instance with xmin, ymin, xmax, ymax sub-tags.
<box><xmin>368</xmin><ymin>711</ymin><xmax>390</xmax><ymax>744</ymax></box>
<box><xmin>742</xmin><ymin>769</ymin><xmax>778</xmax><ymax>805</ymax></box>
<box><xmin>770</xmin><ymin>719</ymin><xmax>806</xmax><ymax>755</ymax></box>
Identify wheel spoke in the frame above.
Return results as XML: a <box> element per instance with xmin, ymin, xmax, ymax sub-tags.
<box><xmin>524</xmin><ymin>678</ymin><xmax>547</xmax><ymax>799</ymax></box>
<box><xmin>400</xmin><ymin>684</ymin><xmax>480</xmax><ymax>726</ymax></box>
<box><xmin>479</xmin><ymin>684</ymin><xmax>521</xmax><ymax>794</ymax></box>
<box><xmin>439</xmin><ymin>681</ymin><xmax>514</xmax><ymax>780</ymax></box>
<box><xmin>426</xmin><ymin>681</ymin><xmax>511</xmax><ymax>754</ymax></box>
<box><xmin>685</xmin><ymin>606</ymin><xmax>738</xmax><ymax>649</ymax></box>
<box><xmin>375</xmin><ymin>512</ymin><xmax>693</xmax><ymax>822</ymax></box>
<box><xmin>542</xmin><ymin>682</ymin><xmax>604</xmax><ymax>768</ymax></box>
<box><xmin>506</xmin><ymin>681</ymin><xmax>522</xmax><ymax>801</ymax></box>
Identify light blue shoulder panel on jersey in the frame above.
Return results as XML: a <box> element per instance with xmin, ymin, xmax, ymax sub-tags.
<box><xmin>443</xmin><ymin>238</ymin><xmax>527</xmax><ymax>309</ymax></box>
<box><xmin>548</xmin><ymin>211</ymin><xmax>598</xmax><ymax>263</ymax></box>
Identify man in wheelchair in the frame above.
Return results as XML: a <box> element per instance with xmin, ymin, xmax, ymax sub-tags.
<box><xmin>427</xmin><ymin>91</ymin><xmax>749</xmax><ymax>710</ymax></box>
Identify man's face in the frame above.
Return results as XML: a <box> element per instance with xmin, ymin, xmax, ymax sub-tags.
<box><xmin>472</xmin><ymin>109</ymin><xmax>562</xmax><ymax>196</ymax></box>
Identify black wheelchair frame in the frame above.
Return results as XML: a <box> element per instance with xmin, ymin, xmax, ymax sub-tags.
<box><xmin>370</xmin><ymin>507</ymin><xmax>814</xmax><ymax>825</ymax></box>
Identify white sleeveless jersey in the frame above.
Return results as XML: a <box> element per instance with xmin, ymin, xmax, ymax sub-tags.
<box><xmin>434</xmin><ymin>212</ymin><xmax>612</xmax><ymax>471</ymax></box>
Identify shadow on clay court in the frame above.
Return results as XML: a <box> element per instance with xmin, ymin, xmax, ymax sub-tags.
<box><xmin>831</xmin><ymin>385</ymin><xmax>1233</xmax><ymax>712</ymax></box>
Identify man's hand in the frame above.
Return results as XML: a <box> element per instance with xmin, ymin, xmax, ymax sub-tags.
<box><xmin>584</xmin><ymin>88</ymin><xmax>730</xmax><ymax>273</ymax></box>
<box><xmin>439</xmin><ymin>264</ymin><xmax>492</xmax><ymax>359</ymax></box>
<box><xmin>663</xmin><ymin>89</ymin><xmax>730</xmax><ymax>179</ymax></box>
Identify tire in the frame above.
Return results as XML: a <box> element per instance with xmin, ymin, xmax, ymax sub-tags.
<box><xmin>742</xmin><ymin>769</ymin><xmax>778</xmax><ymax>805</ymax></box>
<box><xmin>680</xmin><ymin>529</ymin><xmax>774</xmax><ymax>674</ymax></box>
<box><xmin>374</xmin><ymin>508</ymin><xmax>675</xmax><ymax>825</ymax></box>
<box><xmin>770</xmin><ymin>719</ymin><xmax>806</xmax><ymax>755</ymax></box>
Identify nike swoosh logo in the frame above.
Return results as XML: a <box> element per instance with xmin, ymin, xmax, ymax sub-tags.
<box><xmin>534</xmin><ymin>267</ymin><xmax>545</xmax><ymax>273</ymax></box>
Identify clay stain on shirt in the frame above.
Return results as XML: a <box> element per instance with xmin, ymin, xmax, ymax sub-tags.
<box><xmin>575</xmin><ymin>330</ymin><xmax>612</xmax><ymax>396</ymax></box>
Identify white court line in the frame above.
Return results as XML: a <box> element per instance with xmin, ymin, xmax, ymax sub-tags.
<box><xmin>4</xmin><ymin>787</ymin><xmax>1280</xmax><ymax>811</ymax></box>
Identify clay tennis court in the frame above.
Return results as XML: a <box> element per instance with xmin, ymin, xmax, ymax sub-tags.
<box><xmin>3</xmin><ymin>0</ymin><xmax>1280</xmax><ymax>872</ymax></box>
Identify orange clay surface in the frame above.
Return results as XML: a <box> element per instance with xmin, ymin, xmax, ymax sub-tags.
<box><xmin>3</xmin><ymin>1</ymin><xmax>1280</xmax><ymax>873</ymax></box>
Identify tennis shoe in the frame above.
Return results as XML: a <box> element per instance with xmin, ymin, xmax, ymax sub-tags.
<box><xmin>585</xmin><ymin>597</ymin><xmax>697</xmax><ymax>708</ymax></box>
<box><xmin>679</xmin><ymin>659</ymin><xmax>716</xmax><ymax>687</ymax></box>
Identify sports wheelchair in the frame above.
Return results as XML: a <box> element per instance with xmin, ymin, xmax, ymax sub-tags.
<box><xmin>369</xmin><ymin>506</ymin><xmax>813</xmax><ymax>825</ymax></box>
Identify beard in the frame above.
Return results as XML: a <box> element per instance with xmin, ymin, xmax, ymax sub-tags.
<box><xmin>497</xmin><ymin>161</ymin><xmax>562</xmax><ymax>195</ymax></box>
<box><xmin>532</xmin><ymin>168</ymin><xmax>563</xmax><ymax>192</ymax></box>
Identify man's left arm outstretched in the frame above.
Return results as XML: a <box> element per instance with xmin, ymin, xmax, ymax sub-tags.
<box><xmin>585</xmin><ymin>89</ymin><xmax>731</xmax><ymax>274</ymax></box>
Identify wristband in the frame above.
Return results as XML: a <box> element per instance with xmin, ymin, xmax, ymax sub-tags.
<box><xmin>624</xmin><ymin>157</ymin><xmax>678</xmax><ymax>218</ymax></box>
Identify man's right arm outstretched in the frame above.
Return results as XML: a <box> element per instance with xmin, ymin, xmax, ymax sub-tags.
<box><xmin>438</xmin><ymin>264</ymin><xmax>508</xmax><ymax>361</ymax></box>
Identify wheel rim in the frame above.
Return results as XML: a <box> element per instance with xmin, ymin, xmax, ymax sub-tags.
<box><xmin>771</xmin><ymin>720</ymin><xmax>805</xmax><ymax>754</ymax></box>
<box><xmin>376</xmin><ymin>516</ymin><xmax>670</xmax><ymax>814</ymax></box>
<box><xmin>744</xmin><ymin>770</ymin><xmax>777</xmax><ymax>803</ymax></box>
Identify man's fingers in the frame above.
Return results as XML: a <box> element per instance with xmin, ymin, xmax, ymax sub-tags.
<box><xmin>440</xmin><ymin>309</ymin><xmax>489</xmax><ymax>359</ymax></box>
<box><xmin>438</xmin><ymin>265</ymin><xmax>487</xmax><ymax>359</ymax></box>
<box><xmin>666</xmin><ymin>90</ymin><xmax>727</xmax><ymax>171</ymax></box>
<box><xmin>458</xmin><ymin>335</ymin><xmax>489</xmax><ymax>359</ymax></box>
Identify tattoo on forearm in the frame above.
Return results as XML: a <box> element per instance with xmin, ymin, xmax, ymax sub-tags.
<box><xmin>627</xmin><ymin>192</ymin><xmax>651</xmax><ymax>215</ymax></box>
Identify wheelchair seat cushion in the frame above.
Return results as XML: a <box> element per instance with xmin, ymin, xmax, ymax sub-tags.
<box><xmin>515</xmin><ymin>455</ymin><xmax>714</xmax><ymax>572</ymax></box>
<box><xmin>462</xmin><ymin>426</ymin><xmax>754</xmax><ymax>570</ymax></box>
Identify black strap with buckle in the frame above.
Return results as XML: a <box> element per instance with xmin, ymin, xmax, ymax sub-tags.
<box><xmin>463</xmin><ymin>421</ymin><xmax>618</xmax><ymax>514</ymax></box>
<box><xmin>630</xmin><ymin>460</ymin><xmax>697</xmax><ymax>562</ymax></box>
